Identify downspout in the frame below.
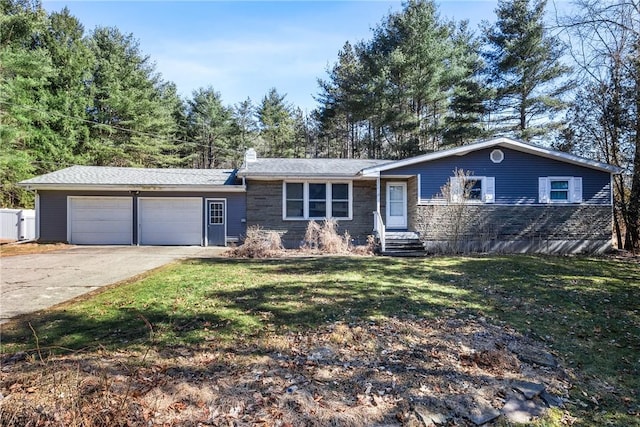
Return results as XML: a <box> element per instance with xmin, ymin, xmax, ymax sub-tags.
<box><xmin>35</xmin><ymin>190</ymin><xmax>40</xmax><ymax>241</ymax></box>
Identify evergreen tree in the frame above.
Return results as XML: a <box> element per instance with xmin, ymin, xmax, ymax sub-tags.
<box><xmin>442</xmin><ymin>22</ymin><xmax>490</xmax><ymax>146</ymax></box>
<box><xmin>186</xmin><ymin>87</ymin><xmax>232</xmax><ymax>168</ymax></box>
<box><xmin>0</xmin><ymin>0</ymin><xmax>52</xmax><ymax>206</ymax></box>
<box><xmin>41</xmin><ymin>8</ymin><xmax>93</xmax><ymax>162</ymax></box>
<box><xmin>316</xmin><ymin>41</ymin><xmax>366</xmax><ymax>158</ymax></box>
<box><xmin>482</xmin><ymin>0</ymin><xmax>573</xmax><ymax>141</ymax></box>
<box><xmin>86</xmin><ymin>26</ymin><xmax>178</xmax><ymax>167</ymax></box>
<box><xmin>256</xmin><ymin>88</ymin><xmax>295</xmax><ymax>157</ymax></box>
<box><xmin>229</xmin><ymin>98</ymin><xmax>258</xmax><ymax>166</ymax></box>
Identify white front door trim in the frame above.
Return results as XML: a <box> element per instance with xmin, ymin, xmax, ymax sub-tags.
<box><xmin>386</xmin><ymin>182</ymin><xmax>407</xmax><ymax>229</ymax></box>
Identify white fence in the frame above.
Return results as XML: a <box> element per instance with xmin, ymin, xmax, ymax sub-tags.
<box><xmin>0</xmin><ymin>209</ymin><xmax>36</xmax><ymax>241</ymax></box>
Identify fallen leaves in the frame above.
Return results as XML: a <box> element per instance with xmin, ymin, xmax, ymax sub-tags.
<box><xmin>0</xmin><ymin>317</ymin><xmax>572</xmax><ymax>426</ymax></box>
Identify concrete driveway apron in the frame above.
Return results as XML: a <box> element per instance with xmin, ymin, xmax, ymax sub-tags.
<box><xmin>0</xmin><ymin>246</ymin><xmax>226</xmax><ymax>323</ymax></box>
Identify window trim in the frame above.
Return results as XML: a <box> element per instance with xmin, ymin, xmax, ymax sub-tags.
<box><xmin>282</xmin><ymin>181</ymin><xmax>353</xmax><ymax>220</ymax></box>
<box><xmin>539</xmin><ymin>176</ymin><xmax>582</xmax><ymax>204</ymax></box>
<box><xmin>449</xmin><ymin>176</ymin><xmax>495</xmax><ymax>204</ymax></box>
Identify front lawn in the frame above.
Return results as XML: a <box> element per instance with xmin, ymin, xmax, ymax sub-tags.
<box><xmin>1</xmin><ymin>255</ymin><xmax>638</xmax><ymax>426</ymax></box>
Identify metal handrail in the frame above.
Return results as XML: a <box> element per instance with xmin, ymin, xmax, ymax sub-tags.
<box><xmin>373</xmin><ymin>210</ymin><xmax>386</xmax><ymax>252</ymax></box>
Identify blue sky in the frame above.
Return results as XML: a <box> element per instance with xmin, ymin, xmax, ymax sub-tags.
<box><xmin>42</xmin><ymin>1</ymin><xmax>506</xmax><ymax>111</ymax></box>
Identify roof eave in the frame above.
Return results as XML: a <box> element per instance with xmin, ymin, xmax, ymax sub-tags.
<box><xmin>17</xmin><ymin>183</ymin><xmax>247</xmax><ymax>192</ymax></box>
<box><xmin>239</xmin><ymin>173</ymin><xmax>373</xmax><ymax>180</ymax></box>
<box><xmin>360</xmin><ymin>137</ymin><xmax>623</xmax><ymax>174</ymax></box>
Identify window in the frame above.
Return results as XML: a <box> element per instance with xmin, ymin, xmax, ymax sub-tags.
<box><xmin>285</xmin><ymin>183</ymin><xmax>304</xmax><ymax>218</ymax></box>
<box><xmin>467</xmin><ymin>179</ymin><xmax>482</xmax><ymax>200</ymax></box>
<box><xmin>550</xmin><ymin>180</ymin><xmax>569</xmax><ymax>201</ymax></box>
<box><xmin>209</xmin><ymin>202</ymin><xmax>224</xmax><ymax>225</ymax></box>
<box><xmin>331</xmin><ymin>183</ymin><xmax>349</xmax><ymax>218</ymax></box>
<box><xmin>283</xmin><ymin>182</ymin><xmax>352</xmax><ymax>220</ymax></box>
<box><xmin>450</xmin><ymin>176</ymin><xmax>495</xmax><ymax>203</ymax></box>
<box><xmin>308</xmin><ymin>183</ymin><xmax>327</xmax><ymax>218</ymax></box>
<box><xmin>539</xmin><ymin>177</ymin><xmax>582</xmax><ymax>203</ymax></box>
<box><xmin>490</xmin><ymin>149</ymin><xmax>504</xmax><ymax>163</ymax></box>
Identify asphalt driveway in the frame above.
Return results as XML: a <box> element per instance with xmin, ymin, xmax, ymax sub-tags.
<box><xmin>0</xmin><ymin>246</ymin><xmax>227</xmax><ymax>323</ymax></box>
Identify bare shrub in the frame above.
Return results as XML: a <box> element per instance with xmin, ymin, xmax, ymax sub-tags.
<box><xmin>436</xmin><ymin>168</ymin><xmax>476</xmax><ymax>253</ymax></box>
<box><xmin>351</xmin><ymin>234</ymin><xmax>376</xmax><ymax>255</ymax></box>
<box><xmin>229</xmin><ymin>225</ymin><xmax>283</xmax><ymax>258</ymax></box>
<box><xmin>302</xmin><ymin>219</ymin><xmax>351</xmax><ymax>254</ymax></box>
<box><xmin>303</xmin><ymin>220</ymin><xmax>322</xmax><ymax>249</ymax></box>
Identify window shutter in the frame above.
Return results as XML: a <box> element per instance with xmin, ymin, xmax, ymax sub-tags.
<box><xmin>484</xmin><ymin>177</ymin><xmax>495</xmax><ymax>203</ymax></box>
<box><xmin>450</xmin><ymin>177</ymin><xmax>463</xmax><ymax>202</ymax></box>
<box><xmin>571</xmin><ymin>177</ymin><xmax>583</xmax><ymax>203</ymax></box>
<box><xmin>539</xmin><ymin>177</ymin><xmax>549</xmax><ymax>203</ymax></box>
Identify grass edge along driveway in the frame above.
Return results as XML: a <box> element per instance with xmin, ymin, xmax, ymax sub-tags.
<box><xmin>1</xmin><ymin>255</ymin><xmax>638</xmax><ymax>425</ymax></box>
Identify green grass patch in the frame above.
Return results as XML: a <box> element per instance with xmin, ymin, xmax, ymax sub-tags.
<box><xmin>1</xmin><ymin>255</ymin><xmax>638</xmax><ymax>424</ymax></box>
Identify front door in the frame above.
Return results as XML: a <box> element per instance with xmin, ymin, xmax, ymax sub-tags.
<box><xmin>207</xmin><ymin>199</ymin><xmax>226</xmax><ymax>246</ymax></box>
<box><xmin>386</xmin><ymin>182</ymin><xmax>407</xmax><ymax>229</ymax></box>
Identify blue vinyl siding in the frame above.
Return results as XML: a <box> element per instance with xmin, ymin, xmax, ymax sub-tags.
<box><xmin>382</xmin><ymin>148</ymin><xmax>612</xmax><ymax>205</ymax></box>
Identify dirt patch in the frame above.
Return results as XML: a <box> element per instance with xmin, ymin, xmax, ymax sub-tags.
<box><xmin>0</xmin><ymin>243</ymin><xmax>71</xmax><ymax>258</ymax></box>
<box><xmin>0</xmin><ymin>317</ymin><xmax>571</xmax><ymax>426</ymax></box>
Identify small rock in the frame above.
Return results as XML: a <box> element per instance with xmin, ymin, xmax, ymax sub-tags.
<box><xmin>513</xmin><ymin>380</ymin><xmax>545</xmax><ymax>399</ymax></box>
<box><xmin>517</xmin><ymin>349</ymin><xmax>557</xmax><ymax>367</ymax></box>
<box><xmin>415</xmin><ymin>406</ymin><xmax>448</xmax><ymax>426</ymax></box>
<box><xmin>465</xmin><ymin>396</ymin><xmax>501</xmax><ymax>426</ymax></box>
<box><xmin>540</xmin><ymin>391</ymin><xmax>564</xmax><ymax>408</ymax></box>
<box><xmin>468</xmin><ymin>407</ymin><xmax>500</xmax><ymax>426</ymax></box>
<box><xmin>502</xmin><ymin>396</ymin><xmax>544</xmax><ymax>423</ymax></box>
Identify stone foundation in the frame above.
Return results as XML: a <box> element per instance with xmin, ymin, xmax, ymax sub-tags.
<box><xmin>414</xmin><ymin>204</ymin><xmax>613</xmax><ymax>254</ymax></box>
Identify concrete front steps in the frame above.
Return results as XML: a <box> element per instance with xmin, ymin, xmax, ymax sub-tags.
<box><xmin>381</xmin><ymin>231</ymin><xmax>426</xmax><ymax>257</ymax></box>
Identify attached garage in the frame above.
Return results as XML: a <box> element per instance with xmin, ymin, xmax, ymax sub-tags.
<box><xmin>19</xmin><ymin>166</ymin><xmax>246</xmax><ymax>245</ymax></box>
<box><xmin>68</xmin><ymin>196</ymin><xmax>133</xmax><ymax>245</ymax></box>
<box><xmin>138</xmin><ymin>197</ymin><xmax>202</xmax><ymax>246</ymax></box>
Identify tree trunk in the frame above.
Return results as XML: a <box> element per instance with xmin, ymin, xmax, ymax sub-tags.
<box><xmin>628</xmin><ymin>49</ymin><xmax>640</xmax><ymax>251</ymax></box>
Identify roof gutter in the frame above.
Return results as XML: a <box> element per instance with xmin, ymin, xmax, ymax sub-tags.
<box><xmin>18</xmin><ymin>184</ymin><xmax>247</xmax><ymax>192</ymax></box>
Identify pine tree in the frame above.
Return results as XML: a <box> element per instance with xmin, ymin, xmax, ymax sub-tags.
<box><xmin>256</xmin><ymin>88</ymin><xmax>295</xmax><ymax>157</ymax></box>
<box><xmin>86</xmin><ymin>26</ymin><xmax>178</xmax><ymax>167</ymax></box>
<box><xmin>186</xmin><ymin>87</ymin><xmax>232</xmax><ymax>168</ymax></box>
<box><xmin>482</xmin><ymin>0</ymin><xmax>573</xmax><ymax>141</ymax></box>
<box><xmin>442</xmin><ymin>22</ymin><xmax>490</xmax><ymax>146</ymax></box>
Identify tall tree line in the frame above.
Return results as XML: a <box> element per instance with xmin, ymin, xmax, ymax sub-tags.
<box><xmin>315</xmin><ymin>0</ymin><xmax>571</xmax><ymax>158</ymax></box>
<box><xmin>0</xmin><ymin>0</ymin><xmax>308</xmax><ymax>207</ymax></box>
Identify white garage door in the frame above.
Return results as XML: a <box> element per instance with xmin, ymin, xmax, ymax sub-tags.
<box><xmin>68</xmin><ymin>197</ymin><xmax>133</xmax><ymax>245</ymax></box>
<box><xmin>138</xmin><ymin>198</ymin><xmax>202</xmax><ymax>246</ymax></box>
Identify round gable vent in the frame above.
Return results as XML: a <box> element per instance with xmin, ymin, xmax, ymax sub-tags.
<box><xmin>490</xmin><ymin>149</ymin><xmax>504</xmax><ymax>163</ymax></box>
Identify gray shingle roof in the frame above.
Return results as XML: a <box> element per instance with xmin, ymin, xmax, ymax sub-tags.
<box><xmin>238</xmin><ymin>158</ymin><xmax>392</xmax><ymax>177</ymax></box>
<box><xmin>19</xmin><ymin>165</ymin><xmax>239</xmax><ymax>187</ymax></box>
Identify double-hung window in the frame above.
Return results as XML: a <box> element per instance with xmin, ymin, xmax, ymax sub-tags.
<box><xmin>283</xmin><ymin>182</ymin><xmax>352</xmax><ymax>220</ymax></box>
<box><xmin>449</xmin><ymin>176</ymin><xmax>495</xmax><ymax>203</ymax></box>
<box><xmin>308</xmin><ymin>183</ymin><xmax>327</xmax><ymax>218</ymax></box>
<box><xmin>539</xmin><ymin>177</ymin><xmax>582</xmax><ymax>203</ymax></box>
<box><xmin>285</xmin><ymin>183</ymin><xmax>304</xmax><ymax>218</ymax></box>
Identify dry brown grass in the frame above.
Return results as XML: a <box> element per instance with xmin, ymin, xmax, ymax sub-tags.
<box><xmin>0</xmin><ymin>243</ymin><xmax>70</xmax><ymax>257</ymax></box>
<box><xmin>228</xmin><ymin>225</ymin><xmax>284</xmax><ymax>258</ymax></box>
<box><xmin>302</xmin><ymin>219</ymin><xmax>352</xmax><ymax>254</ymax></box>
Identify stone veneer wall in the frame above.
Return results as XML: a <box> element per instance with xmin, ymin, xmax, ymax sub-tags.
<box><xmin>414</xmin><ymin>204</ymin><xmax>613</xmax><ymax>254</ymax></box>
<box><xmin>246</xmin><ymin>180</ymin><xmax>377</xmax><ymax>248</ymax></box>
